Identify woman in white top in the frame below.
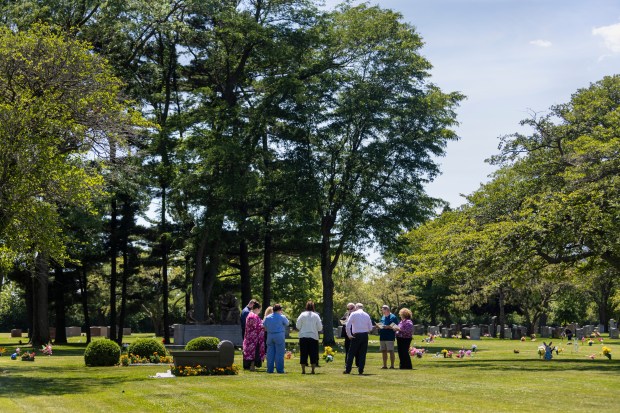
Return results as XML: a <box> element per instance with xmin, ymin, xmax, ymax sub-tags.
<box><xmin>296</xmin><ymin>300</ymin><xmax>323</xmax><ymax>374</ymax></box>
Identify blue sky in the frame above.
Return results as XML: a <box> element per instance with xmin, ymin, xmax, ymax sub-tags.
<box><xmin>325</xmin><ymin>0</ymin><xmax>620</xmax><ymax>207</ymax></box>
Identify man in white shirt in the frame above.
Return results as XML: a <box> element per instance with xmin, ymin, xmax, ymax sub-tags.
<box><xmin>344</xmin><ymin>303</ymin><xmax>373</xmax><ymax>375</ymax></box>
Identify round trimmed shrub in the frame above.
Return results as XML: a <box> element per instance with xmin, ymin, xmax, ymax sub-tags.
<box><xmin>84</xmin><ymin>339</ymin><xmax>121</xmax><ymax>366</ymax></box>
<box><xmin>185</xmin><ymin>336</ymin><xmax>220</xmax><ymax>351</ymax></box>
<box><xmin>127</xmin><ymin>338</ymin><xmax>167</xmax><ymax>358</ymax></box>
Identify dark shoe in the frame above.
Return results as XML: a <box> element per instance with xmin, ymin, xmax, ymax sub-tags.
<box><xmin>389</xmin><ymin>366</ymin><xmax>395</xmax><ymax>369</ymax></box>
<box><xmin>381</xmin><ymin>366</ymin><xmax>387</xmax><ymax>369</ymax></box>
<box><xmin>343</xmin><ymin>370</ymin><xmax>350</xmax><ymax>374</ymax></box>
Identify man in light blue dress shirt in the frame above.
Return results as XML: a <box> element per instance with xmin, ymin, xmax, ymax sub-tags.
<box><xmin>263</xmin><ymin>303</ymin><xmax>289</xmax><ymax>373</ymax></box>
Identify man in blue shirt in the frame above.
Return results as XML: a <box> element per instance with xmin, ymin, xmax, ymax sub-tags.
<box><xmin>240</xmin><ymin>299</ymin><xmax>256</xmax><ymax>340</ymax></box>
<box><xmin>263</xmin><ymin>303</ymin><xmax>289</xmax><ymax>373</ymax></box>
<box><xmin>378</xmin><ymin>305</ymin><xmax>398</xmax><ymax>369</ymax></box>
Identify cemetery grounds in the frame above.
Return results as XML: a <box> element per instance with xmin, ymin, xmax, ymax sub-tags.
<box><xmin>0</xmin><ymin>333</ymin><xmax>617</xmax><ymax>412</ymax></box>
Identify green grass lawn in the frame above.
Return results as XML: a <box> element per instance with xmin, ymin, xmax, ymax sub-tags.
<box><xmin>0</xmin><ymin>333</ymin><xmax>618</xmax><ymax>412</ymax></box>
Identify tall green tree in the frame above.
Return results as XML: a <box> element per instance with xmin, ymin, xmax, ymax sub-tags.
<box><xmin>292</xmin><ymin>4</ymin><xmax>462</xmax><ymax>344</ymax></box>
<box><xmin>0</xmin><ymin>24</ymin><xmax>143</xmax><ymax>345</ymax></box>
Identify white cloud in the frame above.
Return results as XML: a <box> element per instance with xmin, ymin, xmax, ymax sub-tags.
<box><xmin>529</xmin><ymin>39</ymin><xmax>552</xmax><ymax>48</ymax></box>
<box><xmin>592</xmin><ymin>22</ymin><xmax>620</xmax><ymax>53</ymax></box>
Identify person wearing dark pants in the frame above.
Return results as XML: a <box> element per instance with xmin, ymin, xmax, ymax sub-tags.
<box><xmin>394</xmin><ymin>308</ymin><xmax>413</xmax><ymax>369</ymax></box>
<box><xmin>296</xmin><ymin>300</ymin><xmax>323</xmax><ymax>374</ymax></box>
<box><xmin>340</xmin><ymin>303</ymin><xmax>356</xmax><ymax>368</ymax></box>
<box><xmin>344</xmin><ymin>303</ymin><xmax>373</xmax><ymax>375</ymax></box>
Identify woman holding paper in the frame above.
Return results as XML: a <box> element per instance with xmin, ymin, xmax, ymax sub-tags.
<box><xmin>394</xmin><ymin>308</ymin><xmax>413</xmax><ymax>369</ymax></box>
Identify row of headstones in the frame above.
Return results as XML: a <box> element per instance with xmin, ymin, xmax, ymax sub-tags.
<box><xmin>10</xmin><ymin>326</ymin><xmax>132</xmax><ymax>338</ymax></box>
<box><xmin>424</xmin><ymin>321</ymin><xmax>620</xmax><ymax>340</ymax></box>
<box><xmin>89</xmin><ymin>326</ymin><xmax>133</xmax><ymax>337</ymax></box>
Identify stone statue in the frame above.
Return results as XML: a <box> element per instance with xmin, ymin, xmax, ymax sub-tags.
<box><xmin>218</xmin><ymin>292</ymin><xmax>240</xmax><ymax>325</ymax></box>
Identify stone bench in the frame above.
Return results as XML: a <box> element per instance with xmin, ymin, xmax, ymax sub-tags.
<box><xmin>171</xmin><ymin>340</ymin><xmax>235</xmax><ymax>369</ymax></box>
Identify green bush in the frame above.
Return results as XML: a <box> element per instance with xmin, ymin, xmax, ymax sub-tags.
<box><xmin>84</xmin><ymin>339</ymin><xmax>121</xmax><ymax>366</ymax></box>
<box><xmin>127</xmin><ymin>338</ymin><xmax>167</xmax><ymax>358</ymax></box>
<box><xmin>185</xmin><ymin>336</ymin><xmax>220</xmax><ymax>351</ymax></box>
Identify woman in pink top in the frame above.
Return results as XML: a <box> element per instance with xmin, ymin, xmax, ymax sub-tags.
<box><xmin>394</xmin><ymin>308</ymin><xmax>413</xmax><ymax>369</ymax></box>
<box><xmin>243</xmin><ymin>301</ymin><xmax>265</xmax><ymax>371</ymax></box>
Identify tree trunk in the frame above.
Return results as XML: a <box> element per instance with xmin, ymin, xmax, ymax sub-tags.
<box><xmin>192</xmin><ymin>230</ymin><xmax>210</xmax><ymax>321</ymax></box>
<box><xmin>161</xmin><ymin>184</ymin><xmax>170</xmax><ymax>344</ymax></box>
<box><xmin>185</xmin><ymin>255</ymin><xmax>191</xmax><ymax>316</ymax></box>
<box><xmin>31</xmin><ymin>252</ymin><xmax>50</xmax><ymax>347</ymax></box>
<box><xmin>53</xmin><ymin>264</ymin><xmax>67</xmax><ymax>344</ymax></box>
<box><xmin>79</xmin><ymin>266</ymin><xmax>91</xmax><ymax>343</ymax></box>
<box><xmin>204</xmin><ymin>250</ymin><xmax>220</xmax><ymax>317</ymax></box>
<box><xmin>117</xmin><ymin>244</ymin><xmax>129</xmax><ymax>345</ymax></box>
<box><xmin>25</xmin><ymin>273</ymin><xmax>33</xmax><ymax>340</ymax></box>
<box><xmin>262</xmin><ymin>230</ymin><xmax>272</xmax><ymax>307</ymax></box>
<box><xmin>239</xmin><ymin>239</ymin><xmax>251</xmax><ymax>307</ymax></box>
<box><xmin>498</xmin><ymin>286</ymin><xmax>506</xmax><ymax>339</ymax></box>
<box><xmin>109</xmin><ymin>196</ymin><xmax>118</xmax><ymax>342</ymax></box>
<box><xmin>320</xmin><ymin>228</ymin><xmax>335</xmax><ymax>346</ymax></box>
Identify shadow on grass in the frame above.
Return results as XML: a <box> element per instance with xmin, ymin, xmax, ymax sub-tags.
<box><xmin>0</xmin><ymin>370</ymin><xmax>151</xmax><ymax>396</ymax></box>
<box><xmin>424</xmin><ymin>358</ymin><xmax>620</xmax><ymax>372</ymax></box>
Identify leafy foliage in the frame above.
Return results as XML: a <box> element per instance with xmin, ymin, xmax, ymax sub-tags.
<box><xmin>184</xmin><ymin>336</ymin><xmax>220</xmax><ymax>351</ymax></box>
<box><xmin>126</xmin><ymin>338</ymin><xmax>167</xmax><ymax>358</ymax></box>
<box><xmin>84</xmin><ymin>339</ymin><xmax>121</xmax><ymax>366</ymax></box>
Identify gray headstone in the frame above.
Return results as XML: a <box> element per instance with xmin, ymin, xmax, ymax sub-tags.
<box><xmin>609</xmin><ymin>328</ymin><xmax>619</xmax><ymax>339</ymax></box>
<box><xmin>469</xmin><ymin>327</ymin><xmax>481</xmax><ymax>340</ymax></box>
<box><xmin>503</xmin><ymin>327</ymin><xmax>512</xmax><ymax>339</ymax></box>
<box><xmin>65</xmin><ymin>326</ymin><xmax>81</xmax><ymax>337</ymax></box>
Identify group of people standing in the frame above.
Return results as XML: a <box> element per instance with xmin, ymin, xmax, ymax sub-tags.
<box><xmin>341</xmin><ymin>303</ymin><xmax>413</xmax><ymax>374</ymax></box>
<box><xmin>241</xmin><ymin>300</ymin><xmax>289</xmax><ymax>373</ymax></box>
<box><xmin>241</xmin><ymin>298</ymin><xmax>414</xmax><ymax>375</ymax></box>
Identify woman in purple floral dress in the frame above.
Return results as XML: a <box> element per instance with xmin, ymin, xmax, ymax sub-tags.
<box><xmin>243</xmin><ymin>301</ymin><xmax>266</xmax><ymax>371</ymax></box>
<box><xmin>394</xmin><ymin>308</ymin><xmax>413</xmax><ymax>369</ymax></box>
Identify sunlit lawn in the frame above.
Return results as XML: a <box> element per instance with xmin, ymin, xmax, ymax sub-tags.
<box><xmin>0</xmin><ymin>333</ymin><xmax>618</xmax><ymax>412</ymax></box>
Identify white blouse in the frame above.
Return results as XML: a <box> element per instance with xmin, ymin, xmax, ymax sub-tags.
<box><xmin>296</xmin><ymin>311</ymin><xmax>323</xmax><ymax>341</ymax></box>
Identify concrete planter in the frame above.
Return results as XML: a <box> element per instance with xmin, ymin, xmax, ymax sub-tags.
<box><xmin>171</xmin><ymin>340</ymin><xmax>234</xmax><ymax>369</ymax></box>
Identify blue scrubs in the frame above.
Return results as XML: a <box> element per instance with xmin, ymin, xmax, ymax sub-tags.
<box><xmin>263</xmin><ymin>312</ymin><xmax>289</xmax><ymax>373</ymax></box>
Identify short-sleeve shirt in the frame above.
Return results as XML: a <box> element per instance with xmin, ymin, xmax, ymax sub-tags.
<box><xmin>263</xmin><ymin>312</ymin><xmax>289</xmax><ymax>334</ymax></box>
<box><xmin>379</xmin><ymin>313</ymin><xmax>398</xmax><ymax>341</ymax></box>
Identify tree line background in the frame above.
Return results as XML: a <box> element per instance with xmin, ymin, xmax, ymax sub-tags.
<box><xmin>0</xmin><ymin>1</ymin><xmax>617</xmax><ymax>347</ymax></box>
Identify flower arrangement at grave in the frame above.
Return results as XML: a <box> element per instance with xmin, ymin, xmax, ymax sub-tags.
<box><xmin>538</xmin><ymin>345</ymin><xmax>546</xmax><ymax>359</ymax></box>
<box><xmin>42</xmin><ymin>343</ymin><xmax>52</xmax><ymax>356</ymax></box>
<box><xmin>440</xmin><ymin>349</ymin><xmax>452</xmax><ymax>358</ymax></box>
<box><xmin>587</xmin><ymin>354</ymin><xmax>596</xmax><ymax>360</ymax></box>
<box><xmin>471</xmin><ymin>344</ymin><xmax>477</xmax><ymax>352</ymax></box>
<box><xmin>602</xmin><ymin>346</ymin><xmax>611</xmax><ymax>360</ymax></box>
<box><xmin>409</xmin><ymin>347</ymin><xmax>425</xmax><ymax>358</ymax></box>
<box><xmin>455</xmin><ymin>349</ymin><xmax>473</xmax><ymax>359</ymax></box>
<box><xmin>322</xmin><ymin>346</ymin><xmax>335</xmax><ymax>363</ymax></box>
<box><xmin>284</xmin><ymin>351</ymin><xmax>293</xmax><ymax>360</ymax></box>
<box><xmin>0</xmin><ymin>347</ymin><xmax>6</xmax><ymax>356</ymax></box>
<box><xmin>170</xmin><ymin>364</ymin><xmax>240</xmax><ymax>377</ymax></box>
<box><xmin>21</xmin><ymin>350</ymin><xmax>36</xmax><ymax>361</ymax></box>
<box><xmin>588</xmin><ymin>339</ymin><xmax>594</xmax><ymax>346</ymax></box>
